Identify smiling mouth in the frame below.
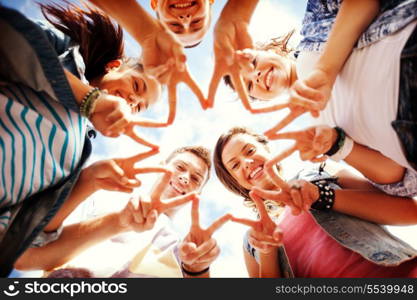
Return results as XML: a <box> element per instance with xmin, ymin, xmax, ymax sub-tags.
<box><xmin>248</xmin><ymin>165</ymin><xmax>264</xmax><ymax>181</ymax></box>
<box><xmin>170</xmin><ymin>1</ymin><xmax>196</xmax><ymax>9</ymax></box>
<box><xmin>264</xmin><ymin>67</ymin><xmax>274</xmax><ymax>91</ymax></box>
<box><xmin>170</xmin><ymin>181</ymin><xmax>186</xmax><ymax>195</ymax></box>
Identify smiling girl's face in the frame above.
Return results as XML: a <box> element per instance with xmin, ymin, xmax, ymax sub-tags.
<box><xmin>221</xmin><ymin>133</ymin><xmax>276</xmax><ymax>191</ymax></box>
<box><xmin>238</xmin><ymin>49</ymin><xmax>293</xmax><ymax>101</ymax></box>
<box><xmin>96</xmin><ymin>60</ymin><xmax>161</xmax><ymax>113</ymax></box>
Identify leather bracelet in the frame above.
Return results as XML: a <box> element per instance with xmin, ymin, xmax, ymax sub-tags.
<box><xmin>325</xmin><ymin>127</ymin><xmax>346</xmax><ymax>156</ymax></box>
<box><xmin>310</xmin><ymin>179</ymin><xmax>335</xmax><ymax>211</ymax></box>
<box><xmin>181</xmin><ymin>262</ymin><xmax>209</xmax><ymax>276</ymax></box>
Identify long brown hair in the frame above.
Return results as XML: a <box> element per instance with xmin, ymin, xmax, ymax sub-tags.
<box><xmin>40</xmin><ymin>2</ymin><xmax>124</xmax><ymax>81</ymax></box>
<box><xmin>214</xmin><ymin>127</ymin><xmax>283</xmax><ymax>216</ymax></box>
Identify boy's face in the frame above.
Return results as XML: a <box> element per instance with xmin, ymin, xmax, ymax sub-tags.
<box><xmin>154</xmin><ymin>0</ymin><xmax>211</xmax><ymax>47</ymax></box>
<box><xmin>160</xmin><ymin>151</ymin><xmax>209</xmax><ymax>199</ymax></box>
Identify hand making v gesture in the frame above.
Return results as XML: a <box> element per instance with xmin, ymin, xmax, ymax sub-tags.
<box><xmin>179</xmin><ymin>197</ymin><xmax>231</xmax><ymax>275</ymax></box>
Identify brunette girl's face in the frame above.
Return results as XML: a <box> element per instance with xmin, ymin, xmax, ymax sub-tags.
<box><xmin>97</xmin><ymin>61</ymin><xmax>161</xmax><ymax>113</ymax></box>
<box><xmin>221</xmin><ymin>134</ymin><xmax>276</xmax><ymax>191</ymax></box>
<box><xmin>238</xmin><ymin>49</ymin><xmax>292</xmax><ymax>101</ymax></box>
<box><xmin>154</xmin><ymin>0</ymin><xmax>211</xmax><ymax>47</ymax></box>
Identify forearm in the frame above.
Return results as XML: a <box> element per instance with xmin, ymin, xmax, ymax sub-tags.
<box><xmin>43</xmin><ymin>171</ymin><xmax>96</xmax><ymax>232</ymax></box>
<box><xmin>221</xmin><ymin>0</ymin><xmax>259</xmax><ymax>23</ymax></box>
<box><xmin>259</xmin><ymin>249</ymin><xmax>280</xmax><ymax>278</ymax></box>
<box><xmin>15</xmin><ymin>212</ymin><xmax>126</xmax><ymax>271</ymax></box>
<box><xmin>65</xmin><ymin>69</ymin><xmax>92</xmax><ymax>105</ymax></box>
<box><xmin>343</xmin><ymin>142</ymin><xmax>405</xmax><ymax>184</ymax></box>
<box><xmin>316</xmin><ymin>0</ymin><xmax>379</xmax><ymax>79</ymax></box>
<box><xmin>332</xmin><ymin>189</ymin><xmax>417</xmax><ymax>225</ymax></box>
<box><xmin>88</xmin><ymin>0</ymin><xmax>158</xmax><ymax>44</ymax></box>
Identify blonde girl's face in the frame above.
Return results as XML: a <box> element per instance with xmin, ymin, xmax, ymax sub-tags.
<box><xmin>237</xmin><ymin>49</ymin><xmax>292</xmax><ymax>101</ymax></box>
<box><xmin>221</xmin><ymin>134</ymin><xmax>276</xmax><ymax>191</ymax></box>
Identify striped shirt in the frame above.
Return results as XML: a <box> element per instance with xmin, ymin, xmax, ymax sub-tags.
<box><xmin>0</xmin><ymin>83</ymin><xmax>86</xmax><ymax>232</ymax></box>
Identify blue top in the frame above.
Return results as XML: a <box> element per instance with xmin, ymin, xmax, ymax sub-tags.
<box><xmin>298</xmin><ymin>0</ymin><xmax>417</xmax><ymax>52</ymax></box>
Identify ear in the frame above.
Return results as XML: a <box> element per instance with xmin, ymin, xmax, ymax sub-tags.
<box><xmin>105</xmin><ymin>59</ymin><xmax>122</xmax><ymax>73</ymax></box>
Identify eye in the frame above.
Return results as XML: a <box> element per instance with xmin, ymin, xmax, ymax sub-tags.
<box><xmin>176</xmin><ymin>164</ymin><xmax>185</xmax><ymax>171</ymax></box>
<box><xmin>191</xmin><ymin>175</ymin><xmax>200</xmax><ymax>184</ymax></box>
<box><xmin>247</xmin><ymin>147</ymin><xmax>255</xmax><ymax>155</ymax></box>
<box><xmin>231</xmin><ymin>162</ymin><xmax>240</xmax><ymax>170</ymax></box>
<box><xmin>191</xmin><ymin>18</ymin><xmax>202</xmax><ymax>25</ymax></box>
<box><xmin>252</xmin><ymin>57</ymin><xmax>258</xmax><ymax>68</ymax></box>
<box><xmin>247</xmin><ymin>81</ymin><xmax>253</xmax><ymax>92</ymax></box>
<box><xmin>133</xmin><ymin>80</ymin><xmax>139</xmax><ymax>93</ymax></box>
<box><xmin>170</xmin><ymin>22</ymin><xmax>182</xmax><ymax>27</ymax></box>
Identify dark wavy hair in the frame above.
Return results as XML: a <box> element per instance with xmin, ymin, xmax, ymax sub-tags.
<box><xmin>40</xmin><ymin>2</ymin><xmax>127</xmax><ymax>81</ymax></box>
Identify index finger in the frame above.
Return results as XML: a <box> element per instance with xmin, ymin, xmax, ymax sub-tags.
<box><xmin>159</xmin><ymin>192</ymin><xmax>197</xmax><ymax>212</ymax></box>
<box><xmin>249</xmin><ymin>191</ymin><xmax>270</xmax><ymax>222</ymax></box>
<box><xmin>191</xmin><ymin>197</ymin><xmax>200</xmax><ymax>229</ymax></box>
<box><xmin>264</xmin><ymin>109</ymin><xmax>306</xmax><ymax>139</ymax></box>
<box><xmin>124</xmin><ymin>126</ymin><xmax>159</xmax><ymax>149</ymax></box>
<box><xmin>207</xmin><ymin>63</ymin><xmax>227</xmax><ymax>108</ymax></box>
<box><xmin>230</xmin><ymin>66</ymin><xmax>252</xmax><ymax>112</ymax></box>
<box><xmin>180</xmin><ymin>68</ymin><xmax>207</xmax><ymax>110</ymax></box>
<box><xmin>120</xmin><ymin>148</ymin><xmax>159</xmax><ymax>168</ymax></box>
<box><xmin>206</xmin><ymin>214</ymin><xmax>232</xmax><ymax>236</ymax></box>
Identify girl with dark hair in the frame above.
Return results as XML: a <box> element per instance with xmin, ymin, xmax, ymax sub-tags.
<box><xmin>213</xmin><ymin>127</ymin><xmax>417</xmax><ymax>277</ymax></box>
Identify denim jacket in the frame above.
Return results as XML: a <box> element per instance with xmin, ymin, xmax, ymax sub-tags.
<box><xmin>295</xmin><ymin>168</ymin><xmax>417</xmax><ymax>267</ymax></box>
<box><xmin>298</xmin><ymin>0</ymin><xmax>417</xmax><ymax>52</ymax></box>
<box><xmin>0</xmin><ymin>5</ymin><xmax>92</xmax><ymax>276</ymax></box>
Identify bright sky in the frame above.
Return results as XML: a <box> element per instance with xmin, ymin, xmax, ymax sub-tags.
<box><xmin>4</xmin><ymin>0</ymin><xmax>417</xmax><ymax>278</ymax></box>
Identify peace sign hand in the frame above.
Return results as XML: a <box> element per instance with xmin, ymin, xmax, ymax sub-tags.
<box><xmin>207</xmin><ymin>13</ymin><xmax>254</xmax><ymax>111</ymax></box>
<box><xmin>231</xmin><ymin>191</ymin><xmax>282</xmax><ymax>253</ymax></box>
<box><xmin>268</xmin><ymin>125</ymin><xmax>336</xmax><ymax>162</ymax></box>
<box><xmin>140</xmin><ymin>21</ymin><xmax>207</xmax><ymax>114</ymax></box>
<box><xmin>263</xmin><ymin>71</ymin><xmax>329</xmax><ymax>137</ymax></box>
<box><xmin>179</xmin><ymin>197</ymin><xmax>231</xmax><ymax>273</ymax></box>
<box><xmin>133</xmin><ymin>167</ymin><xmax>198</xmax><ymax>215</ymax></box>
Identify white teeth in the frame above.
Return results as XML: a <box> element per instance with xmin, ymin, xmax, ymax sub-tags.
<box><xmin>249</xmin><ymin>166</ymin><xmax>263</xmax><ymax>179</ymax></box>
<box><xmin>170</xmin><ymin>182</ymin><xmax>184</xmax><ymax>195</ymax></box>
<box><xmin>174</xmin><ymin>2</ymin><xmax>193</xmax><ymax>8</ymax></box>
<box><xmin>265</xmin><ymin>68</ymin><xmax>273</xmax><ymax>90</ymax></box>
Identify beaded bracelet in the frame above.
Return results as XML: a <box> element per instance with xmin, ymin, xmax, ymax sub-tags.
<box><xmin>310</xmin><ymin>179</ymin><xmax>335</xmax><ymax>211</ymax></box>
<box><xmin>325</xmin><ymin>127</ymin><xmax>346</xmax><ymax>156</ymax></box>
<box><xmin>181</xmin><ymin>262</ymin><xmax>209</xmax><ymax>276</ymax></box>
<box><xmin>80</xmin><ymin>87</ymin><xmax>101</xmax><ymax>118</ymax></box>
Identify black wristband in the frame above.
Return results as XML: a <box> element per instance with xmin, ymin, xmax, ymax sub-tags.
<box><xmin>310</xmin><ymin>179</ymin><xmax>335</xmax><ymax>211</ymax></box>
<box><xmin>325</xmin><ymin>127</ymin><xmax>346</xmax><ymax>156</ymax></box>
<box><xmin>181</xmin><ymin>263</ymin><xmax>209</xmax><ymax>276</ymax></box>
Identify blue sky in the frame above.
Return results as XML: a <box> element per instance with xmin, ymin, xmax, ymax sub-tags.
<box><xmin>4</xmin><ymin>0</ymin><xmax>417</xmax><ymax>278</ymax></box>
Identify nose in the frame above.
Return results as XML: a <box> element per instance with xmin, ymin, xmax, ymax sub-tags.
<box><xmin>178</xmin><ymin>174</ymin><xmax>190</xmax><ymax>185</ymax></box>
<box><xmin>178</xmin><ymin>14</ymin><xmax>192</xmax><ymax>28</ymax></box>
<box><xmin>249</xmin><ymin>70</ymin><xmax>262</xmax><ymax>84</ymax></box>
<box><xmin>244</xmin><ymin>158</ymin><xmax>254</xmax><ymax>169</ymax></box>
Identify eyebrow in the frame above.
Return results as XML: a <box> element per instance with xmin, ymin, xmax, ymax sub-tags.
<box><xmin>177</xmin><ymin>160</ymin><xmax>204</xmax><ymax>180</ymax></box>
<box><xmin>226</xmin><ymin>144</ymin><xmax>250</xmax><ymax>165</ymax></box>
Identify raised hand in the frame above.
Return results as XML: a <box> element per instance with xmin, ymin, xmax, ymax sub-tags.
<box><xmin>118</xmin><ymin>197</ymin><xmax>159</xmax><ymax>233</ymax></box>
<box><xmin>134</xmin><ymin>167</ymin><xmax>198</xmax><ymax>214</ymax></box>
<box><xmin>89</xmin><ymin>92</ymin><xmax>133</xmax><ymax>138</ymax></box>
<box><xmin>179</xmin><ymin>197</ymin><xmax>231</xmax><ymax>273</ymax></box>
<box><xmin>231</xmin><ymin>191</ymin><xmax>282</xmax><ymax>253</ymax></box>
<box><xmin>263</xmin><ymin>70</ymin><xmax>331</xmax><ymax>137</ymax></box>
<box><xmin>267</xmin><ymin>125</ymin><xmax>336</xmax><ymax>162</ymax></box>
<box><xmin>82</xmin><ymin>148</ymin><xmax>159</xmax><ymax>194</ymax></box>
<box><xmin>207</xmin><ymin>7</ymin><xmax>254</xmax><ymax>111</ymax></box>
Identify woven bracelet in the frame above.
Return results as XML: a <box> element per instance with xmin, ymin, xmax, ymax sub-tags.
<box><xmin>80</xmin><ymin>87</ymin><xmax>101</xmax><ymax>118</ymax></box>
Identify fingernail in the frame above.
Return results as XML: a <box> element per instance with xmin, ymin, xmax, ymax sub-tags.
<box><xmin>121</xmin><ymin>177</ymin><xmax>129</xmax><ymax>184</ymax></box>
